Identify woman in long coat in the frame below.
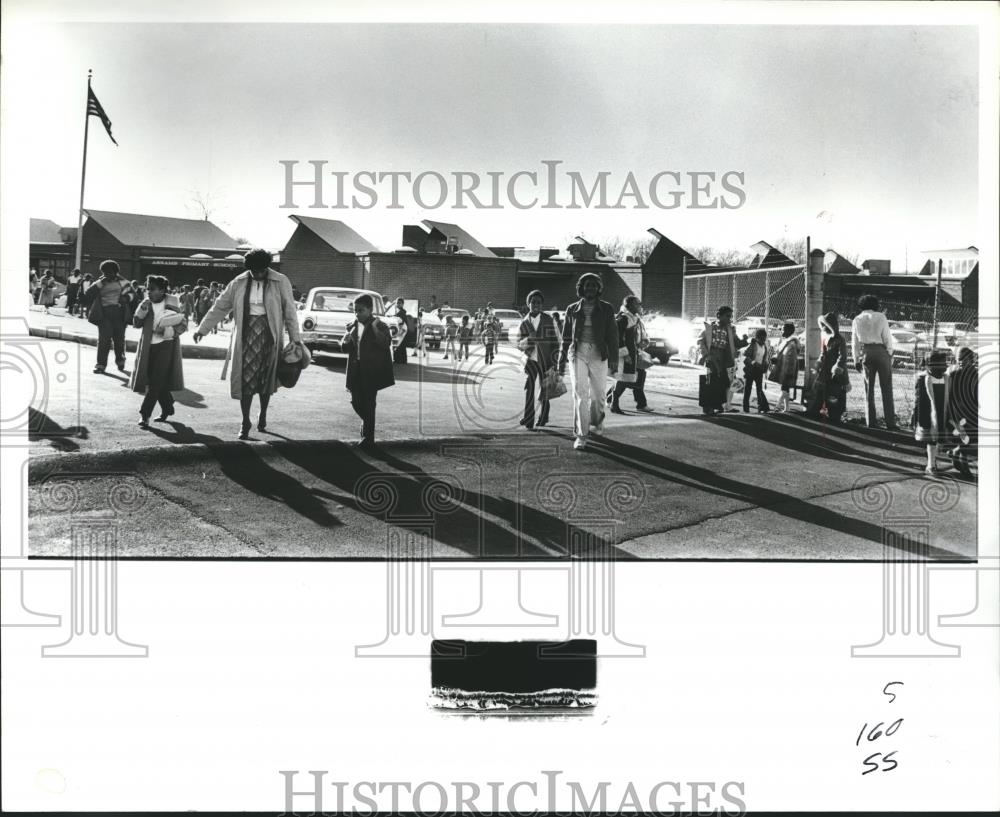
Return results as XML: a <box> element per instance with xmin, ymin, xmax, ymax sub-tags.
<box><xmin>193</xmin><ymin>248</ymin><xmax>302</xmax><ymax>439</ymax></box>
<box><xmin>129</xmin><ymin>274</ymin><xmax>186</xmax><ymax>427</ymax></box>
<box><xmin>609</xmin><ymin>295</ymin><xmax>652</xmax><ymax>413</ymax></box>
<box><xmin>805</xmin><ymin>311</ymin><xmax>849</xmax><ymax>423</ymax></box>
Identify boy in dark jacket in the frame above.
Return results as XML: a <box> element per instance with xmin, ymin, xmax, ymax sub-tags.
<box><xmin>458</xmin><ymin>316</ymin><xmax>473</xmax><ymax>360</ymax></box>
<box><xmin>341</xmin><ymin>294</ymin><xmax>395</xmax><ymax>449</ymax></box>
<box><xmin>742</xmin><ymin>328</ymin><xmax>773</xmax><ymax>413</ymax></box>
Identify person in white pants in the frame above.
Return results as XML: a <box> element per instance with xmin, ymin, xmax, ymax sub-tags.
<box><xmin>558</xmin><ymin>273</ymin><xmax>620</xmax><ymax>450</ymax></box>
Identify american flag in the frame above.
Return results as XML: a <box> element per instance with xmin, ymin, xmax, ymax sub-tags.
<box><xmin>87</xmin><ymin>87</ymin><xmax>118</xmax><ymax>146</ymax></box>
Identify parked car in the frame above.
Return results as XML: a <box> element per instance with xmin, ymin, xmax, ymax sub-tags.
<box><xmin>643</xmin><ymin>315</ymin><xmax>691</xmax><ymax>365</ymax></box>
<box><xmin>891</xmin><ymin>320</ymin><xmax>931</xmax><ymax>334</ymax></box>
<box><xmin>418</xmin><ymin>310</ymin><xmax>445</xmax><ymax>349</ymax></box>
<box><xmin>298</xmin><ymin>287</ymin><xmax>403</xmax><ymax>356</ymax></box>
<box><xmin>490</xmin><ymin>309</ymin><xmax>525</xmax><ymax>340</ymax></box>
<box><xmin>438</xmin><ymin>307</ymin><xmax>472</xmax><ymax>322</ymax></box>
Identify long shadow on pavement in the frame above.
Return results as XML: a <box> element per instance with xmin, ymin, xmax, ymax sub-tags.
<box><xmin>701</xmin><ymin>414</ymin><xmax>922</xmax><ymax>477</ymax></box>
<box><xmin>144</xmin><ymin>421</ymin><xmax>341</xmax><ymax>531</ymax></box>
<box><xmin>370</xmin><ymin>446</ymin><xmax>631</xmax><ymax>559</ymax></box>
<box><xmin>27</xmin><ymin>407</ymin><xmax>88</xmax><ymax>452</ymax></box>
<box><xmin>582</xmin><ymin>433</ymin><xmax>966</xmax><ymax>560</ymax></box>
<box><xmin>769</xmin><ymin>411</ymin><xmax>922</xmax><ymax>454</ymax></box>
<box><xmin>275</xmin><ymin>441</ymin><xmax>622</xmax><ymax>559</ymax></box>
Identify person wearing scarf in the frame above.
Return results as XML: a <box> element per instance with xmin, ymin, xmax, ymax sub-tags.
<box><xmin>517</xmin><ymin>290</ymin><xmax>560</xmax><ymax>430</ymax></box>
<box><xmin>193</xmin><ymin>248</ymin><xmax>302</xmax><ymax>439</ymax></box>
<box><xmin>129</xmin><ymin>275</ymin><xmax>186</xmax><ymax>428</ymax></box>
<box><xmin>697</xmin><ymin>305</ymin><xmax>749</xmax><ymax>415</ymax></box>
<box><xmin>913</xmin><ymin>349</ymin><xmax>952</xmax><ymax>476</ymax></box>
<box><xmin>609</xmin><ymin>295</ymin><xmax>652</xmax><ymax>414</ymax></box>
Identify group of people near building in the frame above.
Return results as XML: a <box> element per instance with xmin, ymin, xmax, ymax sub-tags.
<box><xmin>78</xmin><ymin>251</ymin><xmax>979</xmax><ymax>476</ymax></box>
<box><xmin>178</xmin><ymin>280</ymin><xmax>228</xmax><ymax>328</ymax></box>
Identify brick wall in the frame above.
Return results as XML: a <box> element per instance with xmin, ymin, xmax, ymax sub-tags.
<box><xmin>280</xmin><ymin>225</ymin><xmax>364</xmax><ymax>293</ymax></box>
<box><xmin>516</xmin><ymin>274</ymin><xmax>579</xmax><ymax>310</ymax></box>
<box><xmin>515</xmin><ymin>264</ymin><xmax>641</xmax><ymax>312</ymax></box>
<box><xmin>365</xmin><ymin>253</ymin><xmax>517</xmax><ymax>311</ymax></box>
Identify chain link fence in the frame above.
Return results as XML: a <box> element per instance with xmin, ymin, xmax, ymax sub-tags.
<box><xmin>682</xmin><ymin>269</ymin><xmax>984</xmax><ymax>429</ymax></box>
<box><xmin>823</xmin><ymin>295</ymin><xmax>982</xmax><ymax>427</ymax></box>
<box><xmin>681</xmin><ymin>265</ymin><xmax>805</xmax><ymax>328</ymax></box>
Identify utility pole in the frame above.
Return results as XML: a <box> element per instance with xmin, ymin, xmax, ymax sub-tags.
<box><xmin>802</xmin><ymin>238</ymin><xmax>826</xmax><ymax>403</ymax></box>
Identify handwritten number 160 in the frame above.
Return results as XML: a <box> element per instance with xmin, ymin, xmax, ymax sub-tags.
<box><xmin>856</xmin><ymin>719</ymin><xmax>904</xmax><ymax>746</ymax></box>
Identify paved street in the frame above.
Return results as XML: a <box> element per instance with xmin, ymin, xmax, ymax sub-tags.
<box><xmin>24</xmin><ymin>324</ymin><xmax>977</xmax><ymax>560</ymax></box>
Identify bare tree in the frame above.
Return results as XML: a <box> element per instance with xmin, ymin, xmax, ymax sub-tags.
<box><xmin>597</xmin><ymin>235</ymin><xmax>659</xmax><ymax>263</ymax></box>
<box><xmin>629</xmin><ymin>236</ymin><xmax>657</xmax><ymax>264</ymax></box>
<box><xmin>688</xmin><ymin>245</ymin><xmax>753</xmax><ymax>268</ymax></box>
<box><xmin>186</xmin><ymin>187</ymin><xmax>226</xmax><ymax>222</ymax></box>
<box><xmin>772</xmin><ymin>236</ymin><xmax>806</xmax><ymax>264</ymax></box>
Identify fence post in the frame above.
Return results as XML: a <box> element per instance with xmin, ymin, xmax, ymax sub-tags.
<box><xmin>932</xmin><ymin>258</ymin><xmax>943</xmax><ymax>349</ymax></box>
<box><xmin>682</xmin><ymin>256</ymin><xmax>688</xmax><ymax>318</ymax></box>
<box><xmin>702</xmin><ymin>266</ymin><xmax>709</xmax><ymax>319</ymax></box>
<box><xmin>764</xmin><ymin>270</ymin><xmax>771</xmax><ymax>329</ymax></box>
<box><xmin>802</xmin><ymin>243</ymin><xmax>826</xmax><ymax>403</ymax></box>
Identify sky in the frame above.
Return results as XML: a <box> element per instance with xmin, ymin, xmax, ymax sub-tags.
<box><xmin>3</xmin><ymin>19</ymin><xmax>983</xmax><ymax>270</ymax></box>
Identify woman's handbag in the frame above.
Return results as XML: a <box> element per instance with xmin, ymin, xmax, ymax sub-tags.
<box><xmin>87</xmin><ymin>298</ymin><xmax>104</xmax><ymax>326</ymax></box>
<box><xmin>276</xmin><ymin>342</ymin><xmax>311</xmax><ymax>388</ymax></box>
<box><xmin>636</xmin><ymin>350</ymin><xmax>654</xmax><ymax>370</ymax></box>
<box><xmin>543</xmin><ymin>368</ymin><xmax>567</xmax><ymax>400</ymax></box>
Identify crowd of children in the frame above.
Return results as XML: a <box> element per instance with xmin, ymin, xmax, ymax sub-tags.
<box><xmin>46</xmin><ymin>260</ymin><xmax>981</xmax><ymax>479</ymax></box>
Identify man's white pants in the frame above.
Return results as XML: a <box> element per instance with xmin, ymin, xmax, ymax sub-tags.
<box><xmin>569</xmin><ymin>342</ymin><xmax>608</xmax><ymax>437</ymax></box>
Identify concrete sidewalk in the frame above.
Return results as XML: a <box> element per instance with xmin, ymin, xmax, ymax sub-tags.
<box><xmin>25</xmin><ymin>305</ymin><xmax>230</xmax><ymax>359</ymax></box>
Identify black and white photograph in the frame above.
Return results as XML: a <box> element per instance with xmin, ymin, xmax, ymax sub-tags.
<box><xmin>1</xmin><ymin>1</ymin><xmax>998</xmax><ymax>814</ymax></box>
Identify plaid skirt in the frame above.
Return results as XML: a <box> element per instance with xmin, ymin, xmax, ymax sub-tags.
<box><xmin>242</xmin><ymin>315</ymin><xmax>274</xmax><ymax>398</ymax></box>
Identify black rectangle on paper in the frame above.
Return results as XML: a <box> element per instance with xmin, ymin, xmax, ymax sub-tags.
<box><xmin>431</xmin><ymin>640</ymin><xmax>597</xmax><ymax>709</ymax></box>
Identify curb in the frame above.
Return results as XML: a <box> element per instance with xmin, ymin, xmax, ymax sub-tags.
<box><xmin>27</xmin><ymin>325</ymin><xmax>229</xmax><ymax>360</ymax></box>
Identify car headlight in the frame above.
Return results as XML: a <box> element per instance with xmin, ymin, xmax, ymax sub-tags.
<box><xmin>303</xmin><ymin>318</ymin><xmax>315</xmax><ymax>331</ymax></box>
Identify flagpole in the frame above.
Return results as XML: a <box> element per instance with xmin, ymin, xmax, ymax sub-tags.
<box><xmin>74</xmin><ymin>69</ymin><xmax>92</xmax><ymax>272</ymax></box>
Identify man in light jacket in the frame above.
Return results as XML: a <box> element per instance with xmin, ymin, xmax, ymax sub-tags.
<box><xmin>851</xmin><ymin>294</ymin><xmax>898</xmax><ymax>430</ymax></box>
<box><xmin>558</xmin><ymin>273</ymin><xmax>619</xmax><ymax>450</ymax></box>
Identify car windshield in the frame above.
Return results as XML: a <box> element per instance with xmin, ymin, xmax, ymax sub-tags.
<box><xmin>310</xmin><ymin>290</ymin><xmax>381</xmax><ymax>313</ymax></box>
<box><xmin>493</xmin><ymin>311</ymin><xmax>522</xmax><ymax>319</ymax></box>
<box><xmin>440</xmin><ymin>308</ymin><xmax>469</xmax><ymax>319</ymax></box>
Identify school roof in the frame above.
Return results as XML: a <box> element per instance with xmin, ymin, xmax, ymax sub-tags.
<box><xmin>82</xmin><ymin>209</ymin><xmax>238</xmax><ymax>250</ymax></box>
<box><xmin>748</xmin><ymin>240</ymin><xmax>796</xmax><ymax>269</ymax></box>
<box><xmin>30</xmin><ymin>218</ymin><xmax>66</xmax><ymax>244</ymax></box>
<box><xmin>287</xmin><ymin>215</ymin><xmax>380</xmax><ymax>254</ymax></box>
<box><xmin>421</xmin><ymin>220</ymin><xmax>497</xmax><ymax>257</ymax></box>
